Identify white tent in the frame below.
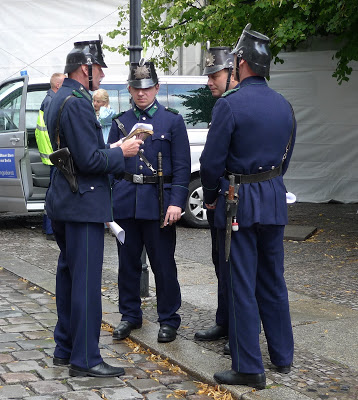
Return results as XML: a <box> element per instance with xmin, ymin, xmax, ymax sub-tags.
<box><xmin>270</xmin><ymin>50</ymin><xmax>358</xmax><ymax>203</ymax></box>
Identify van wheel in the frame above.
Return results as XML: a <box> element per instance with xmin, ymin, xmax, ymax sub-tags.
<box><xmin>183</xmin><ymin>177</ymin><xmax>209</xmax><ymax>228</ymax></box>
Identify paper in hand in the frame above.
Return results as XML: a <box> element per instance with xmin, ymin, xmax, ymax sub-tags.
<box><xmin>123</xmin><ymin>123</ymin><xmax>154</xmax><ymax>142</ymax></box>
<box><xmin>108</xmin><ymin>221</ymin><xmax>125</xmax><ymax>244</ymax></box>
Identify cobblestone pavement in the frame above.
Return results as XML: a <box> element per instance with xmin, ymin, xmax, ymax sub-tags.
<box><xmin>0</xmin><ymin>267</ymin><xmax>226</xmax><ymax>400</ymax></box>
<box><xmin>0</xmin><ymin>202</ymin><xmax>357</xmax><ymax>399</ymax></box>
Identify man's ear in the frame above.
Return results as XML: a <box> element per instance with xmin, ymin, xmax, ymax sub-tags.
<box><xmin>81</xmin><ymin>65</ymin><xmax>89</xmax><ymax>77</ymax></box>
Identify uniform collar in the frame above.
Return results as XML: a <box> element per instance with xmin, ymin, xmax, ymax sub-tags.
<box><xmin>133</xmin><ymin>99</ymin><xmax>159</xmax><ymax>119</ymax></box>
<box><xmin>63</xmin><ymin>78</ymin><xmax>92</xmax><ymax>102</ymax></box>
<box><xmin>239</xmin><ymin>76</ymin><xmax>267</xmax><ymax>88</ymax></box>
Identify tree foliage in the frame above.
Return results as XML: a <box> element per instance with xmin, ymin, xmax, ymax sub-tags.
<box><xmin>106</xmin><ymin>0</ymin><xmax>358</xmax><ymax>83</ymax></box>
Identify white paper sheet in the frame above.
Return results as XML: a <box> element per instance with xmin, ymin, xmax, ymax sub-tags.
<box><xmin>108</xmin><ymin>221</ymin><xmax>125</xmax><ymax>244</ymax></box>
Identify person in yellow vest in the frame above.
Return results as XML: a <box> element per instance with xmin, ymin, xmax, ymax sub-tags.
<box><xmin>35</xmin><ymin>73</ymin><xmax>65</xmax><ymax>240</ymax></box>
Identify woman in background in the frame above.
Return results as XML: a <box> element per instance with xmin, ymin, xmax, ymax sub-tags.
<box><xmin>93</xmin><ymin>89</ymin><xmax>116</xmax><ymax>143</ymax></box>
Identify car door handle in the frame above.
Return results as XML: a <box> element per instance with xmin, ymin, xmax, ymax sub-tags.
<box><xmin>10</xmin><ymin>137</ymin><xmax>20</xmax><ymax>143</ymax></box>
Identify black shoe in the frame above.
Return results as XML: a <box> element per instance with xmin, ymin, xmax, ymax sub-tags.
<box><xmin>69</xmin><ymin>361</ymin><xmax>125</xmax><ymax>378</ymax></box>
<box><xmin>275</xmin><ymin>364</ymin><xmax>292</xmax><ymax>374</ymax></box>
<box><xmin>194</xmin><ymin>324</ymin><xmax>228</xmax><ymax>341</ymax></box>
<box><xmin>214</xmin><ymin>369</ymin><xmax>266</xmax><ymax>390</ymax></box>
<box><xmin>46</xmin><ymin>234</ymin><xmax>55</xmax><ymax>241</ymax></box>
<box><xmin>224</xmin><ymin>342</ymin><xmax>230</xmax><ymax>355</ymax></box>
<box><xmin>53</xmin><ymin>356</ymin><xmax>70</xmax><ymax>366</ymax></box>
<box><xmin>158</xmin><ymin>324</ymin><xmax>177</xmax><ymax>343</ymax></box>
<box><xmin>113</xmin><ymin>321</ymin><xmax>141</xmax><ymax>340</ymax></box>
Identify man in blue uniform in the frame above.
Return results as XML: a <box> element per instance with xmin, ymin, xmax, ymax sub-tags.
<box><xmin>46</xmin><ymin>38</ymin><xmax>142</xmax><ymax>377</ymax></box>
<box><xmin>195</xmin><ymin>46</ymin><xmax>238</xmax><ymax>352</ymax></box>
<box><xmin>108</xmin><ymin>60</ymin><xmax>191</xmax><ymax>343</ymax></box>
<box><xmin>200</xmin><ymin>24</ymin><xmax>296</xmax><ymax>389</ymax></box>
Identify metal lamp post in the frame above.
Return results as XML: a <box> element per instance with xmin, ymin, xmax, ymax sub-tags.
<box><xmin>128</xmin><ymin>0</ymin><xmax>149</xmax><ymax>297</ymax></box>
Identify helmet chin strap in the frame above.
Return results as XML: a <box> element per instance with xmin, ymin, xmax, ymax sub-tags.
<box><xmin>88</xmin><ymin>64</ymin><xmax>93</xmax><ymax>91</ymax></box>
<box><xmin>225</xmin><ymin>66</ymin><xmax>233</xmax><ymax>92</ymax></box>
<box><xmin>234</xmin><ymin>55</ymin><xmax>242</xmax><ymax>82</ymax></box>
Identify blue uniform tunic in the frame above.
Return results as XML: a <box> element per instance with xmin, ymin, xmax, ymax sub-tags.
<box><xmin>108</xmin><ymin>99</ymin><xmax>190</xmax><ymax>328</ymax></box>
<box><xmin>200</xmin><ymin>76</ymin><xmax>296</xmax><ymax>373</ymax></box>
<box><xmin>45</xmin><ymin>78</ymin><xmax>125</xmax><ymax>369</ymax></box>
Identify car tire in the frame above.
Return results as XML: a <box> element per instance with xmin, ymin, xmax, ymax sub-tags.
<box><xmin>183</xmin><ymin>177</ymin><xmax>209</xmax><ymax>228</ymax></box>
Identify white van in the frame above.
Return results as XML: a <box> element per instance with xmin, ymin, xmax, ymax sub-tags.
<box><xmin>0</xmin><ymin>75</ymin><xmax>215</xmax><ymax>227</ymax></box>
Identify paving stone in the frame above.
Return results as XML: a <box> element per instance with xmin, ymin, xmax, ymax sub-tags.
<box><xmin>152</xmin><ymin>372</ymin><xmax>184</xmax><ymax>385</ymax></box>
<box><xmin>101</xmin><ymin>387</ymin><xmax>144</xmax><ymax>399</ymax></box>
<box><xmin>2</xmin><ymin>323</ymin><xmax>45</xmax><ymax>333</ymax></box>
<box><xmin>18</xmin><ymin>338</ymin><xmax>56</xmax><ymax>350</ymax></box>
<box><xmin>0</xmin><ymin>384</ymin><xmax>31</xmax><ymax>398</ymax></box>
<box><xmin>102</xmin><ymin>357</ymin><xmax>132</xmax><ymax>368</ymax></box>
<box><xmin>0</xmin><ymin>353</ymin><xmax>14</xmax><ymax>363</ymax></box>
<box><xmin>0</xmin><ymin>332</ymin><xmax>25</xmax><ymax>343</ymax></box>
<box><xmin>106</xmin><ymin>342</ymin><xmax>133</xmax><ymax>354</ymax></box>
<box><xmin>7</xmin><ymin>360</ymin><xmax>42</xmax><ymax>372</ymax></box>
<box><xmin>32</xmin><ymin>313</ymin><xmax>57</xmax><ymax>321</ymax></box>
<box><xmin>20</xmin><ymin>304</ymin><xmax>49</xmax><ymax>314</ymax></box>
<box><xmin>125</xmin><ymin>353</ymin><xmax>148</xmax><ymax>363</ymax></box>
<box><xmin>24</xmin><ymin>331</ymin><xmax>54</xmax><ymax>340</ymax></box>
<box><xmin>28</xmin><ymin>380</ymin><xmax>69</xmax><ymax>395</ymax></box>
<box><xmin>0</xmin><ymin>342</ymin><xmax>21</xmax><ymax>352</ymax></box>
<box><xmin>3</xmin><ymin>294</ymin><xmax>27</xmax><ymax>303</ymax></box>
<box><xmin>37</xmin><ymin>367</ymin><xmax>70</xmax><ymax>380</ymax></box>
<box><xmin>38</xmin><ymin>319</ymin><xmax>57</xmax><ymax>329</ymax></box>
<box><xmin>13</xmin><ymin>350</ymin><xmax>45</xmax><ymax>361</ymax></box>
<box><xmin>145</xmin><ymin>389</ymin><xmax>178</xmax><ymax>400</ymax></box>
<box><xmin>1</xmin><ymin>371</ymin><xmax>39</xmax><ymax>383</ymax></box>
<box><xmin>136</xmin><ymin>360</ymin><xmax>169</xmax><ymax>372</ymax></box>
<box><xmin>26</xmin><ymin>396</ymin><xmax>58</xmax><ymax>400</ymax></box>
<box><xmin>168</xmin><ymin>380</ymin><xmax>199</xmax><ymax>395</ymax></box>
<box><xmin>6</xmin><ymin>316</ymin><xmax>34</xmax><ymax>325</ymax></box>
<box><xmin>0</xmin><ymin>319</ymin><xmax>6</xmax><ymax>326</ymax></box>
<box><xmin>61</xmin><ymin>391</ymin><xmax>103</xmax><ymax>399</ymax></box>
<box><xmin>100</xmin><ymin>348</ymin><xmax>117</xmax><ymax>359</ymax></box>
<box><xmin>127</xmin><ymin>378</ymin><xmax>166</xmax><ymax>393</ymax></box>
<box><xmin>67</xmin><ymin>376</ymin><xmax>125</xmax><ymax>391</ymax></box>
<box><xmin>121</xmin><ymin>367</ymin><xmax>148</xmax><ymax>380</ymax></box>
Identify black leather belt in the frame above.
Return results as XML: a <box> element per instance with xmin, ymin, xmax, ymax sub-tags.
<box><xmin>124</xmin><ymin>172</ymin><xmax>172</xmax><ymax>184</ymax></box>
<box><xmin>224</xmin><ymin>165</ymin><xmax>282</xmax><ymax>184</ymax></box>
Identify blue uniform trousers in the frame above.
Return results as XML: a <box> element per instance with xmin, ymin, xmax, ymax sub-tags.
<box><xmin>218</xmin><ymin>224</ymin><xmax>294</xmax><ymax>373</ymax></box>
<box><xmin>51</xmin><ymin>220</ymin><xmax>104</xmax><ymax>369</ymax></box>
<box><xmin>115</xmin><ymin>219</ymin><xmax>181</xmax><ymax>329</ymax></box>
<box><xmin>207</xmin><ymin>209</ymin><xmax>228</xmax><ymax>329</ymax></box>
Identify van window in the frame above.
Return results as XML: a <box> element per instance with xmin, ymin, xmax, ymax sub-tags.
<box><xmin>26</xmin><ymin>88</ymin><xmax>48</xmax><ymax>150</ymax></box>
<box><xmin>101</xmin><ymin>82</ymin><xmax>216</xmax><ymax>130</ymax></box>
<box><xmin>105</xmin><ymin>85</ymin><xmax>129</xmax><ymax>114</ymax></box>
<box><xmin>0</xmin><ymin>81</ymin><xmax>22</xmax><ymax>132</ymax></box>
<box><xmin>167</xmin><ymin>84</ymin><xmax>217</xmax><ymax>129</ymax></box>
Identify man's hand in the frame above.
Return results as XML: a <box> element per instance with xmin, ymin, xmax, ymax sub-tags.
<box><xmin>205</xmin><ymin>199</ymin><xmax>217</xmax><ymax>210</ymax></box>
<box><xmin>110</xmin><ymin>137</ymin><xmax>143</xmax><ymax>157</ymax></box>
<box><xmin>164</xmin><ymin>205</ymin><xmax>182</xmax><ymax>226</ymax></box>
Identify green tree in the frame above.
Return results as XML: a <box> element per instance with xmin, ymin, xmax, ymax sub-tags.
<box><xmin>106</xmin><ymin>0</ymin><xmax>358</xmax><ymax>84</ymax></box>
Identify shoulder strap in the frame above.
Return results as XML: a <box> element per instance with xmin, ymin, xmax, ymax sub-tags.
<box><xmin>55</xmin><ymin>95</ymin><xmax>74</xmax><ymax>148</ymax></box>
<box><xmin>114</xmin><ymin>118</ymin><xmax>129</xmax><ymax>137</ymax></box>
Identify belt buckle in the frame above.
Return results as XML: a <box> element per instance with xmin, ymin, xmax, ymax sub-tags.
<box><xmin>133</xmin><ymin>174</ymin><xmax>144</xmax><ymax>184</ymax></box>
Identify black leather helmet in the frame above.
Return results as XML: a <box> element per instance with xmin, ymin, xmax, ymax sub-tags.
<box><xmin>128</xmin><ymin>59</ymin><xmax>158</xmax><ymax>89</ymax></box>
<box><xmin>64</xmin><ymin>35</ymin><xmax>107</xmax><ymax>75</ymax></box>
<box><xmin>203</xmin><ymin>45</ymin><xmax>234</xmax><ymax>76</ymax></box>
<box><xmin>231</xmin><ymin>23</ymin><xmax>271</xmax><ymax>78</ymax></box>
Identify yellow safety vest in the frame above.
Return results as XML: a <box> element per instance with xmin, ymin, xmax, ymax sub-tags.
<box><xmin>35</xmin><ymin>109</ymin><xmax>53</xmax><ymax>166</ymax></box>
